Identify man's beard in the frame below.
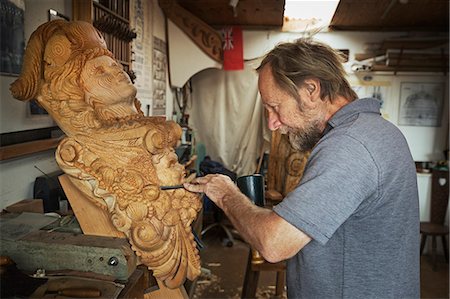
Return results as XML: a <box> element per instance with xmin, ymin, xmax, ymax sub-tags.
<box><xmin>286</xmin><ymin>118</ymin><xmax>323</xmax><ymax>152</ymax></box>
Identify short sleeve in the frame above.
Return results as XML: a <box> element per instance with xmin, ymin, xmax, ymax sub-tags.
<box><xmin>273</xmin><ymin>134</ymin><xmax>379</xmax><ymax>245</ymax></box>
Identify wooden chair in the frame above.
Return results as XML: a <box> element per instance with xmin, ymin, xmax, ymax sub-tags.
<box><xmin>420</xmin><ymin>169</ymin><xmax>449</xmax><ymax>271</ymax></box>
<box><xmin>241</xmin><ymin>131</ymin><xmax>309</xmax><ymax>298</ymax></box>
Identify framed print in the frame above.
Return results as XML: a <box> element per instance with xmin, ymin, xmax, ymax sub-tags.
<box><xmin>28</xmin><ymin>99</ymin><xmax>49</xmax><ymax>116</ymax></box>
<box><xmin>152</xmin><ymin>36</ymin><xmax>167</xmax><ymax>116</ymax></box>
<box><xmin>0</xmin><ymin>0</ymin><xmax>25</xmax><ymax>76</ymax></box>
<box><xmin>398</xmin><ymin>82</ymin><xmax>444</xmax><ymax>127</ymax></box>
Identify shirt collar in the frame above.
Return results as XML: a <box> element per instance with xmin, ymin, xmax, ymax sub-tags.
<box><xmin>324</xmin><ymin>98</ymin><xmax>381</xmax><ymax>135</ymax></box>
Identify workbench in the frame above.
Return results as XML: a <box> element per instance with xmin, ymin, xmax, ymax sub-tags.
<box><xmin>0</xmin><ymin>212</ymin><xmax>156</xmax><ymax>298</ymax></box>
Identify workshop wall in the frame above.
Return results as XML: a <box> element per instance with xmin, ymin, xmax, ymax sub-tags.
<box><xmin>0</xmin><ymin>0</ymin><xmax>170</xmax><ymax>210</ymax></box>
<box><xmin>243</xmin><ymin>30</ymin><xmax>449</xmax><ymax>162</ymax></box>
<box><xmin>0</xmin><ymin>0</ymin><xmax>71</xmax><ymax>210</ymax></box>
<box><xmin>183</xmin><ymin>28</ymin><xmax>447</xmax><ymax>225</ymax></box>
<box><xmin>182</xmin><ymin>29</ymin><xmax>447</xmax><ymax>163</ymax></box>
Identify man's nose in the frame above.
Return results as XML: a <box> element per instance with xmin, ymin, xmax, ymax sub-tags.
<box><xmin>267</xmin><ymin>111</ymin><xmax>282</xmax><ymax>131</ymax></box>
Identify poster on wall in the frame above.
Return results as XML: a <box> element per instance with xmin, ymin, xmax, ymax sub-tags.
<box><xmin>352</xmin><ymin>83</ymin><xmax>391</xmax><ymax>119</ymax></box>
<box><xmin>0</xmin><ymin>0</ymin><xmax>25</xmax><ymax>76</ymax></box>
<box><xmin>152</xmin><ymin>36</ymin><xmax>166</xmax><ymax>116</ymax></box>
<box><xmin>131</xmin><ymin>0</ymin><xmax>153</xmax><ymax>116</ymax></box>
<box><xmin>398</xmin><ymin>82</ymin><xmax>444</xmax><ymax>127</ymax></box>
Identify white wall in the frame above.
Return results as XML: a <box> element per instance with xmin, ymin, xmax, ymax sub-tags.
<box><xmin>170</xmin><ymin>29</ymin><xmax>448</xmax><ymax>162</ymax></box>
<box><xmin>0</xmin><ymin>0</ymin><xmax>71</xmax><ymax>210</ymax></box>
<box><xmin>166</xmin><ymin>20</ymin><xmax>222</xmax><ymax>88</ymax></box>
<box><xmin>0</xmin><ymin>150</ymin><xmax>59</xmax><ymax>209</ymax></box>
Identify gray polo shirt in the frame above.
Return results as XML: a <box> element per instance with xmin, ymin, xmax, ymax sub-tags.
<box><xmin>273</xmin><ymin>98</ymin><xmax>420</xmax><ymax>298</ymax></box>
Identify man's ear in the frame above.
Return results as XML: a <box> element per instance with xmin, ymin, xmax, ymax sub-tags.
<box><xmin>303</xmin><ymin>78</ymin><xmax>321</xmax><ymax>101</ymax></box>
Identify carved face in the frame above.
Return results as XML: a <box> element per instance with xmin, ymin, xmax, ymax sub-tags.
<box><xmin>152</xmin><ymin>149</ymin><xmax>185</xmax><ymax>186</ymax></box>
<box><xmin>81</xmin><ymin>56</ymin><xmax>137</xmax><ymax>108</ymax></box>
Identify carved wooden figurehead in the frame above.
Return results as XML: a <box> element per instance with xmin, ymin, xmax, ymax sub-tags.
<box><xmin>10</xmin><ymin>20</ymin><xmax>201</xmax><ymax>288</ymax></box>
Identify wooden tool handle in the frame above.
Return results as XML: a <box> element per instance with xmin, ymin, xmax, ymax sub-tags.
<box><xmin>58</xmin><ymin>288</ymin><xmax>101</xmax><ymax>298</ymax></box>
<box><xmin>0</xmin><ymin>256</ymin><xmax>14</xmax><ymax>266</ymax></box>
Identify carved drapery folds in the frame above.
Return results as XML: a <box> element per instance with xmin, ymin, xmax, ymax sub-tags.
<box><xmin>159</xmin><ymin>0</ymin><xmax>222</xmax><ymax>63</ymax></box>
<box><xmin>10</xmin><ymin>20</ymin><xmax>201</xmax><ymax>288</ymax></box>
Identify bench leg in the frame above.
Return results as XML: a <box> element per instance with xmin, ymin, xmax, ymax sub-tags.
<box><xmin>274</xmin><ymin>270</ymin><xmax>285</xmax><ymax>298</ymax></box>
<box><xmin>242</xmin><ymin>249</ymin><xmax>259</xmax><ymax>299</ymax></box>
<box><xmin>420</xmin><ymin>234</ymin><xmax>427</xmax><ymax>255</ymax></box>
<box><xmin>432</xmin><ymin>236</ymin><xmax>437</xmax><ymax>271</ymax></box>
<box><xmin>442</xmin><ymin>235</ymin><xmax>449</xmax><ymax>263</ymax></box>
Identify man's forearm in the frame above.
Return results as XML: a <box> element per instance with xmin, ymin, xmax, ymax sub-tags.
<box><xmin>183</xmin><ymin>174</ymin><xmax>310</xmax><ymax>261</ymax></box>
<box><xmin>220</xmin><ymin>192</ymin><xmax>279</xmax><ymax>258</ymax></box>
<box><xmin>219</xmin><ymin>192</ymin><xmax>311</xmax><ymax>263</ymax></box>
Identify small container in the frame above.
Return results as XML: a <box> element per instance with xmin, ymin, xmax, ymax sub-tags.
<box><xmin>237</xmin><ymin>174</ymin><xmax>265</xmax><ymax>207</ymax></box>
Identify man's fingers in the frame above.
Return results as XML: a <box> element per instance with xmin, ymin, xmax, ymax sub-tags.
<box><xmin>190</xmin><ymin>176</ymin><xmax>211</xmax><ymax>184</ymax></box>
<box><xmin>196</xmin><ymin>176</ymin><xmax>211</xmax><ymax>183</ymax></box>
<box><xmin>183</xmin><ymin>182</ymin><xmax>205</xmax><ymax>193</ymax></box>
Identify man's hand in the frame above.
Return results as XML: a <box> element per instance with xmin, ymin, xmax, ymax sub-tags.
<box><xmin>185</xmin><ymin>173</ymin><xmax>312</xmax><ymax>262</ymax></box>
<box><xmin>184</xmin><ymin>174</ymin><xmax>241</xmax><ymax>210</ymax></box>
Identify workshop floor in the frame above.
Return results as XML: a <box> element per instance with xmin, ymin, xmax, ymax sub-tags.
<box><xmin>192</xmin><ymin>227</ymin><xmax>449</xmax><ymax>299</ymax></box>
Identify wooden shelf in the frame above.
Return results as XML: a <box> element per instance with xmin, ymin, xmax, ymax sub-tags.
<box><xmin>0</xmin><ymin>137</ymin><xmax>62</xmax><ymax>161</ymax></box>
<box><xmin>94</xmin><ymin>2</ymin><xmax>129</xmax><ymax>23</ymax></box>
<box><xmin>73</xmin><ymin>0</ymin><xmax>133</xmax><ymax>72</ymax></box>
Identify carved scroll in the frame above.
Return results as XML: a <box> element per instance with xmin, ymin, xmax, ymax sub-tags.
<box><xmin>158</xmin><ymin>0</ymin><xmax>223</xmax><ymax>63</ymax></box>
<box><xmin>10</xmin><ymin>20</ymin><xmax>201</xmax><ymax>289</ymax></box>
<box><xmin>267</xmin><ymin>131</ymin><xmax>309</xmax><ymax>197</ymax></box>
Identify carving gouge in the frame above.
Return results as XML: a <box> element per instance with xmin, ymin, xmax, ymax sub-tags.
<box><xmin>160</xmin><ymin>184</ymin><xmax>185</xmax><ymax>190</ymax></box>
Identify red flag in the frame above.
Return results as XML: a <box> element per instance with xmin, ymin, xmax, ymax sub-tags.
<box><xmin>222</xmin><ymin>26</ymin><xmax>244</xmax><ymax>70</ymax></box>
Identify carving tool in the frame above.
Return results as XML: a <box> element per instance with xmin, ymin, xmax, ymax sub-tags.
<box><xmin>160</xmin><ymin>184</ymin><xmax>185</xmax><ymax>190</ymax></box>
<box><xmin>45</xmin><ymin>287</ymin><xmax>101</xmax><ymax>298</ymax></box>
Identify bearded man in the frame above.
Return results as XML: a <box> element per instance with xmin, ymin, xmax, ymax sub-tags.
<box><xmin>184</xmin><ymin>38</ymin><xmax>420</xmax><ymax>298</ymax></box>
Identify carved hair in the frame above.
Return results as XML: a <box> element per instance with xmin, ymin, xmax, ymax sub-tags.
<box><xmin>10</xmin><ymin>20</ymin><xmax>108</xmax><ymax>102</ymax></box>
<box><xmin>257</xmin><ymin>38</ymin><xmax>358</xmax><ymax>108</ymax></box>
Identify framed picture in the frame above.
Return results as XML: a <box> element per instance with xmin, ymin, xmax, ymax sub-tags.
<box><xmin>0</xmin><ymin>0</ymin><xmax>25</xmax><ymax>76</ymax></box>
<box><xmin>398</xmin><ymin>82</ymin><xmax>444</xmax><ymax>127</ymax></box>
<box><xmin>48</xmin><ymin>8</ymin><xmax>70</xmax><ymax>21</ymax></box>
<box><xmin>28</xmin><ymin>99</ymin><xmax>49</xmax><ymax>116</ymax></box>
<box><xmin>152</xmin><ymin>36</ymin><xmax>167</xmax><ymax>116</ymax></box>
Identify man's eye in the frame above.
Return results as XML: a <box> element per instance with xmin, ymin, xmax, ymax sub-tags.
<box><xmin>267</xmin><ymin>105</ymin><xmax>279</xmax><ymax>113</ymax></box>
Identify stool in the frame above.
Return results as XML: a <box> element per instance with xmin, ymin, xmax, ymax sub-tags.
<box><xmin>420</xmin><ymin>169</ymin><xmax>449</xmax><ymax>271</ymax></box>
<box><xmin>241</xmin><ymin>248</ymin><xmax>286</xmax><ymax>298</ymax></box>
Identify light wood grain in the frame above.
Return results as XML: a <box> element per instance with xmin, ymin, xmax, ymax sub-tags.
<box><xmin>59</xmin><ymin>174</ymin><xmax>125</xmax><ymax>238</ymax></box>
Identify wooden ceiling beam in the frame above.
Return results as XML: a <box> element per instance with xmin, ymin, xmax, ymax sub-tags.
<box><xmin>159</xmin><ymin>0</ymin><xmax>223</xmax><ymax>63</ymax></box>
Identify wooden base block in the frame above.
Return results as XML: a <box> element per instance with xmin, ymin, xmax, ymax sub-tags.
<box><xmin>59</xmin><ymin>174</ymin><xmax>124</xmax><ymax>238</ymax></box>
<box><xmin>144</xmin><ymin>280</ymin><xmax>188</xmax><ymax>299</ymax></box>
